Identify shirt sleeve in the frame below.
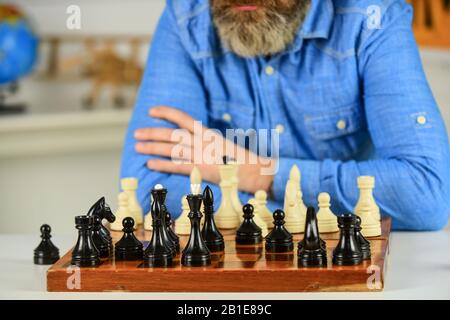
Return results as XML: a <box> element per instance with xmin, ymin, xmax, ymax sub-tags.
<box><xmin>120</xmin><ymin>2</ymin><xmax>210</xmax><ymax>217</ymax></box>
<box><xmin>272</xmin><ymin>2</ymin><xmax>450</xmax><ymax>231</ymax></box>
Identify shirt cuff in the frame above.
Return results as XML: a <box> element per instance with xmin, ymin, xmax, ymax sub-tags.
<box><xmin>272</xmin><ymin>158</ymin><xmax>322</xmax><ymax>206</ymax></box>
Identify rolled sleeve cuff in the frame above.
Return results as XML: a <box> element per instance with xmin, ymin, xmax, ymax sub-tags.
<box><xmin>272</xmin><ymin>158</ymin><xmax>321</xmax><ymax>206</ymax></box>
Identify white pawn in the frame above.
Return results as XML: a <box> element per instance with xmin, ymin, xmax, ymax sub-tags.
<box><xmin>174</xmin><ymin>196</ymin><xmax>191</xmax><ymax>235</ymax></box>
<box><xmin>110</xmin><ymin>192</ymin><xmax>131</xmax><ymax>231</ymax></box>
<box><xmin>354</xmin><ymin>176</ymin><xmax>381</xmax><ymax>237</ymax></box>
<box><xmin>121</xmin><ymin>177</ymin><xmax>143</xmax><ymax>225</ymax></box>
<box><xmin>317</xmin><ymin>192</ymin><xmax>339</xmax><ymax>233</ymax></box>
<box><xmin>248</xmin><ymin>198</ymin><xmax>269</xmax><ymax>237</ymax></box>
<box><xmin>254</xmin><ymin>190</ymin><xmax>273</xmax><ymax>227</ymax></box>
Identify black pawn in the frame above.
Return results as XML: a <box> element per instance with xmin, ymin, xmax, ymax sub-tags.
<box><xmin>236</xmin><ymin>204</ymin><xmax>263</xmax><ymax>245</ymax></box>
<box><xmin>297</xmin><ymin>207</ymin><xmax>327</xmax><ymax>267</ymax></box>
<box><xmin>144</xmin><ymin>199</ymin><xmax>173</xmax><ymax>267</ymax></box>
<box><xmin>92</xmin><ymin>215</ymin><xmax>111</xmax><ymax>258</ymax></box>
<box><xmin>71</xmin><ymin>215</ymin><xmax>101</xmax><ymax>267</ymax></box>
<box><xmin>34</xmin><ymin>224</ymin><xmax>60</xmax><ymax>265</ymax></box>
<box><xmin>201</xmin><ymin>186</ymin><xmax>224</xmax><ymax>252</ymax></box>
<box><xmin>151</xmin><ymin>187</ymin><xmax>176</xmax><ymax>257</ymax></box>
<box><xmin>182</xmin><ymin>194</ymin><xmax>211</xmax><ymax>267</ymax></box>
<box><xmin>115</xmin><ymin>217</ymin><xmax>144</xmax><ymax>261</ymax></box>
<box><xmin>265</xmin><ymin>210</ymin><xmax>294</xmax><ymax>253</ymax></box>
<box><xmin>332</xmin><ymin>214</ymin><xmax>363</xmax><ymax>266</ymax></box>
<box><xmin>355</xmin><ymin>216</ymin><xmax>371</xmax><ymax>260</ymax></box>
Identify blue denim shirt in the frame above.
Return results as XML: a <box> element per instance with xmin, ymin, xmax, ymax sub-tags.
<box><xmin>121</xmin><ymin>0</ymin><xmax>450</xmax><ymax>230</ymax></box>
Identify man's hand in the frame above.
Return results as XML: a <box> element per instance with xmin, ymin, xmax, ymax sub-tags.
<box><xmin>134</xmin><ymin>106</ymin><xmax>275</xmax><ymax>194</ymax></box>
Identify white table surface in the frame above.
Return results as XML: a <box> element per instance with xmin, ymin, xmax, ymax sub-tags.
<box><xmin>1</xmin><ymin>225</ymin><xmax>449</xmax><ymax>300</ymax></box>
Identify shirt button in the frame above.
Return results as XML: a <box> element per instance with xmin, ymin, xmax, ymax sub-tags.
<box><xmin>265</xmin><ymin>66</ymin><xmax>275</xmax><ymax>76</ymax></box>
<box><xmin>417</xmin><ymin>115</ymin><xmax>427</xmax><ymax>125</ymax></box>
<box><xmin>336</xmin><ymin>120</ymin><xmax>347</xmax><ymax>130</ymax></box>
<box><xmin>275</xmin><ymin>124</ymin><xmax>285</xmax><ymax>134</ymax></box>
<box><xmin>222</xmin><ymin>113</ymin><xmax>232</xmax><ymax>122</ymax></box>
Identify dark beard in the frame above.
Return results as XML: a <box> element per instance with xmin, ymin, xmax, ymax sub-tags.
<box><xmin>211</xmin><ymin>0</ymin><xmax>311</xmax><ymax>57</ymax></box>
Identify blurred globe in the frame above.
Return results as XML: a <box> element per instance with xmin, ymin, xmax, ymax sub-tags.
<box><xmin>0</xmin><ymin>5</ymin><xmax>38</xmax><ymax>85</ymax></box>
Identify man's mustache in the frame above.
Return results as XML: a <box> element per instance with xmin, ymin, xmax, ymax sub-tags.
<box><xmin>211</xmin><ymin>0</ymin><xmax>297</xmax><ymax>12</ymax></box>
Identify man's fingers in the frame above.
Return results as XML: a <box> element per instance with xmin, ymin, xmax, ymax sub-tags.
<box><xmin>150</xmin><ymin>106</ymin><xmax>206</xmax><ymax>133</ymax></box>
<box><xmin>134</xmin><ymin>128</ymin><xmax>177</xmax><ymax>142</ymax></box>
<box><xmin>147</xmin><ymin>159</ymin><xmax>194</xmax><ymax>176</ymax></box>
<box><xmin>135</xmin><ymin>142</ymin><xmax>192</xmax><ymax>161</ymax></box>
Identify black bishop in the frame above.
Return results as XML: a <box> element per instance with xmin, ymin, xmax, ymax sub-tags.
<box><xmin>201</xmin><ymin>186</ymin><xmax>224</xmax><ymax>252</ymax></box>
<box><xmin>297</xmin><ymin>207</ymin><xmax>327</xmax><ymax>267</ymax></box>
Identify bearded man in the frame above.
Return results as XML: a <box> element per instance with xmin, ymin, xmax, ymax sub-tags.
<box><xmin>121</xmin><ymin>0</ymin><xmax>450</xmax><ymax>230</ymax></box>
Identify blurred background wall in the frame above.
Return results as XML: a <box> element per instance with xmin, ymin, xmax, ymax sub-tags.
<box><xmin>0</xmin><ymin>0</ymin><xmax>449</xmax><ymax>234</ymax></box>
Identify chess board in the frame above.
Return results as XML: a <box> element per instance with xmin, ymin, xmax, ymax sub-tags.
<box><xmin>47</xmin><ymin>217</ymin><xmax>391</xmax><ymax>292</ymax></box>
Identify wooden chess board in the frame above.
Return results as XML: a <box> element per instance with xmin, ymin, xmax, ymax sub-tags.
<box><xmin>47</xmin><ymin>217</ymin><xmax>391</xmax><ymax>292</ymax></box>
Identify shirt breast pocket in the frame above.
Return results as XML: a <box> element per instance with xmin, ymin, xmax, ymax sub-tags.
<box><xmin>207</xmin><ymin>100</ymin><xmax>255</xmax><ymax>132</ymax></box>
<box><xmin>304</xmin><ymin>104</ymin><xmax>368</xmax><ymax>159</ymax></box>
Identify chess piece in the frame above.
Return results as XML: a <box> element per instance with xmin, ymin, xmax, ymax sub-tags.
<box><xmin>175</xmin><ymin>167</ymin><xmax>202</xmax><ymax>234</ymax></box>
<box><xmin>110</xmin><ymin>192</ymin><xmax>131</xmax><ymax>231</ymax></box>
<box><xmin>332</xmin><ymin>214</ymin><xmax>363</xmax><ymax>266</ymax></box>
<box><xmin>121</xmin><ymin>177</ymin><xmax>143</xmax><ymax>225</ymax></box>
<box><xmin>87</xmin><ymin>197</ymin><xmax>115</xmax><ymax>247</ymax></box>
<box><xmin>151</xmin><ymin>185</ymin><xmax>176</xmax><ymax>257</ymax></box>
<box><xmin>152</xmin><ymin>184</ymin><xmax>180</xmax><ymax>254</ymax></box>
<box><xmin>115</xmin><ymin>217</ymin><xmax>144</xmax><ymax>261</ymax></box>
<box><xmin>354</xmin><ymin>176</ymin><xmax>381</xmax><ymax>237</ymax></box>
<box><xmin>215</xmin><ymin>158</ymin><xmax>241</xmax><ymax>229</ymax></box>
<box><xmin>229</xmin><ymin>160</ymin><xmax>243</xmax><ymax>216</ymax></box>
<box><xmin>34</xmin><ymin>224</ymin><xmax>60</xmax><ymax>265</ymax></box>
<box><xmin>254</xmin><ymin>190</ymin><xmax>274</xmax><ymax>227</ymax></box>
<box><xmin>182</xmin><ymin>193</ymin><xmax>211</xmax><ymax>267</ymax></box>
<box><xmin>265</xmin><ymin>210</ymin><xmax>294</xmax><ymax>253</ymax></box>
<box><xmin>236</xmin><ymin>204</ymin><xmax>263</xmax><ymax>245</ymax></box>
<box><xmin>71</xmin><ymin>215</ymin><xmax>101</xmax><ymax>267</ymax></box>
<box><xmin>92</xmin><ymin>215</ymin><xmax>111</xmax><ymax>258</ymax></box>
<box><xmin>144</xmin><ymin>212</ymin><xmax>152</xmax><ymax>231</ymax></box>
<box><xmin>201</xmin><ymin>186</ymin><xmax>225</xmax><ymax>252</ymax></box>
<box><xmin>317</xmin><ymin>192</ymin><xmax>339</xmax><ymax>233</ymax></box>
<box><xmin>143</xmin><ymin>198</ymin><xmax>173</xmax><ymax>267</ymax></box>
<box><xmin>355</xmin><ymin>216</ymin><xmax>371</xmax><ymax>260</ymax></box>
<box><xmin>175</xmin><ymin>197</ymin><xmax>191</xmax><ymax>235</ymax></box>
<box><xmin>298</xmin><ymin>207</ymin><xmax>327</xmax><ymax>267</ymax></box>
<box><xmin>248</xmin><ymin>198</ymin><xmax>269</xmax><ymax>237</ymax></box>
<box><xmin>283</xmin><ymin>165</ymin><xmax>307</xmax><ymax>233</ymax></box>
<box><xmin>165</xmin><ymin>210</ymin><xmax>180</xmax><ymax>254</ymax></box>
